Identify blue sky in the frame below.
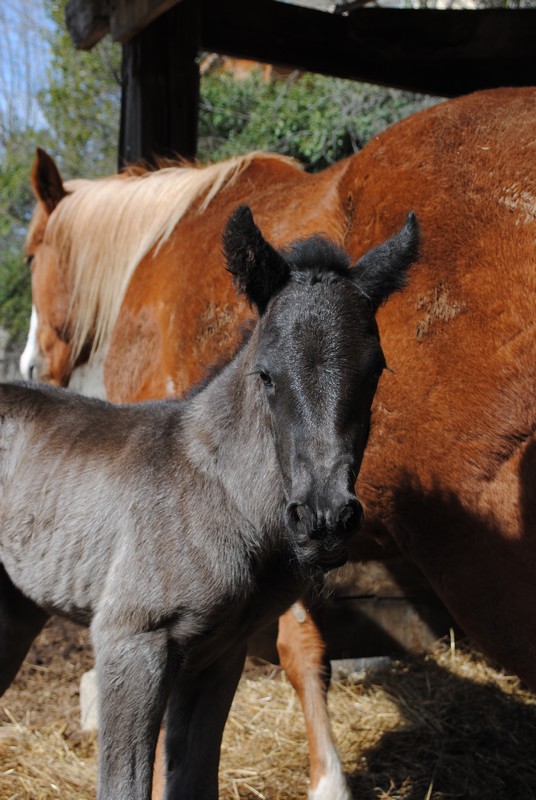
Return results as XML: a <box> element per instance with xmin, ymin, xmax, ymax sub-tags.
<box><xmin>0</xmin><ymin>0</ymin><xmax>54</xmax><ymax>137</ymax></box>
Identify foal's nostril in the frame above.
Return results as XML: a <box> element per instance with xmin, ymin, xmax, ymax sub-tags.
<box><xmin>339</xmin><ymin>499</ymin><xmax>364</xmax><ymax>534</ymax></box>
<box><xmin>285</xmin><ymin>502</ymin><xmax>299</xmax><ymax>527</ymax></box>
<box><xmin>285</xmin><ymin>501</ymin><xmax>313</xmax><ymax>528</ymax></box>
<box><xmin>286</xmin><ymin>499</ymin><xmax>363</xmax><ymax>538</ymax></box>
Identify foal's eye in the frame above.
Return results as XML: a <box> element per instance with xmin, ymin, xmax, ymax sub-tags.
<box><xmin>257</xmin><ymin>370</ymin><xmax>274</xmax><ymax>388</ymax></box>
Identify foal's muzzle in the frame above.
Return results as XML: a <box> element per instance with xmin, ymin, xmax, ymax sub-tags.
<box><xmin>285</xmin><ymin>497</ymin><xmax>364</xmax><ymax>571</ymax></box>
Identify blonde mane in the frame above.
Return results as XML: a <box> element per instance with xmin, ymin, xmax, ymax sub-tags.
<box><xmin>46</xmin><ymin>152</ymin><xmax>301</xmax><ymax>362</ymax></box>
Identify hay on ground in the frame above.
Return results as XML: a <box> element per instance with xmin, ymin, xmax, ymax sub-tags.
<box><xmin>1</xmin><ymin>619</ymin><xmax>535</xmax><ymax>800</ymax></box>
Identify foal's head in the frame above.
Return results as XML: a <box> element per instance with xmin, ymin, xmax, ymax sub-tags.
<box><xmin>223</xmin><ymin>205</ymin><xmax>419</xmax><ymax>571</ymax></box>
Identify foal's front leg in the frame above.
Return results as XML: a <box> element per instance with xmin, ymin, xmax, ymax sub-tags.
<box><xmin>92</xmin><ymin>621</ymin><xmax>171</xmax><ymax>800</ymax></box>
<box><xmin>164</xmin><ymin>643</ymin><xmax>247</xmax><ymax>800</ymax></box>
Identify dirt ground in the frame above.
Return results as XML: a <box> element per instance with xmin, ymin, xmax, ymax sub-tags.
<box><xmin>1</xmin><ymin>617</ymin><xmax>536</xmax><ymax>800</ymax></box>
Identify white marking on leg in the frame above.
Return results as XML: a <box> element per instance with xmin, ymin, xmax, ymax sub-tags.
<box><xmin>309</xmin><ymin>748</ymin><xmax>352</xmax><ymax>800</ymax></box>
<box><xmin>306</xmin><ymin>680</ymin><xmax>352</xmax><ymax>800</ymax></box>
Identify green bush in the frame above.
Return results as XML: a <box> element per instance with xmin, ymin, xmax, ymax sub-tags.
<box><xmin>38</xmin><ymin>0</ymin><xmax>121</xmax><ymax>178</ymax></box>
<box><xmin>0</xmin><ymin>131</ymin><xmax>45</xmax><ymax>346</ymax></box>
<box><xmin>199</xmin><ymin>69</ymin><xmax>437</xmax><ymax>169</ymax></box>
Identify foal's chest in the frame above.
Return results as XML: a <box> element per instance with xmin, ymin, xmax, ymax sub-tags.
<box><xmin>178</xmin><ymin>564</ymin><xmax>307</xmax><ymax>672</ymax></box>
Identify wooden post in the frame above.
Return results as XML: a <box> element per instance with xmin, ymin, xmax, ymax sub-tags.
<box><xmin>118</xmin><ymin>0</ymin><xmax>199</xmax><ymax>169</ymax></box>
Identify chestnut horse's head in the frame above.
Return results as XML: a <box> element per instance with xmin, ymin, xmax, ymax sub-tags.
<box><xmin>21</xmin><ymin>149</ymin><xmax>84</xmax><ymax>386</ymax></box>
<box><xmin>21</xmin><ymin>149</ymin><xmax>291</xmax><ymax>392</ymax></box>
<box><xmin>223</xmin><ymin>205</ymin><xmax>419</xmax><ymax>570</ymax></box>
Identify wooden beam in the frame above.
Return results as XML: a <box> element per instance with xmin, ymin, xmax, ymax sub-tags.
<box><xmin>200</xmin><ymin>0</ymin><xmax>536</xmax><ymax>97</ymax></box>
<box><xmin>66</xmin><ymin>0</ymin><xmax>536</xmax><ymax>96</ymax></box>
<box><xmin>111</xmin><ymin>0</ymin><xmax>182</xmax><ymax>43</ymax></box>
<box><xmin>320</xmin><ymin>594</ymin><xmax>458</xmax><ymax>661</ymax></box>
<box><xmin>65</xmin><ymin>0</ymin><xmax>111</xmax><ymax>50</ymax></box>
<box><xmin>118</xmin><ymin>0</ymin><xmax>200</xmax><ymax>167</ymax></box>
<box><xmin>65</xmin><ymin>0</ymin><xmax>182</xmax><ymax>49</ymax></box>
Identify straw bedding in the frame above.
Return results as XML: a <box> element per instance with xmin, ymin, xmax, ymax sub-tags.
<box><xmin>1</xmin><ymin>618</ymin><xmax>535</xmax><ymax>800</ymax></box>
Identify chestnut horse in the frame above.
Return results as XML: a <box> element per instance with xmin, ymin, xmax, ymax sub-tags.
<box><xmin>22</xmin><ymin>86</ymin><xmax>536</xmax><ymax>798</ymax></box>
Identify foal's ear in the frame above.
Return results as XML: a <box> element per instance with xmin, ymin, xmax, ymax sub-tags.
<box><xmin>350</xmin><ymin>213</ymin><xmax>420</xmax><ymax>310</ymax></box>
<box><xmin>222</xmin><ymin>205</ymin><xmax>290</xmax><ymax>313</ymax></box>
<box><xmin>31</xmin><ymin>148</ymin><xmax>68</xmax><ymax>215</ymax></box>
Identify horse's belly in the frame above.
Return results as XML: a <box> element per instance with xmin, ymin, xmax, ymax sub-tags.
<box><xmin>0</xmin><ymin>439</ymin><xmax>118</xmax><ymax>621</ymax></box>
<box><xmin>0</xmin><ymin>507</ymin><xmax>108</xmax><ymax>623</ymax></box>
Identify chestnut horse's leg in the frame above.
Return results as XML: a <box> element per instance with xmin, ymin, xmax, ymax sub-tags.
<box><xmin>277</xmin><ymin>601</ymin><xmax>351</xmax><ymax>800</ymax></box>
<box><xmin>152</xmin><ymin>729</ymin><xmax>167</xmax><ymax>800</ymax></box>
<box><xmin>0</xmin><ymin>564</ymin><xmax>49</xmax><ymax>695</ymax></box>
<box><xmin>92</xmin><ymin>622</ymin><xmax>171</xmax><ymax>800</ymax></box>
<box><xmin>164</xmin><ymin>643</ymin><xmax>247</xmax><ymax>800</ymax></box>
